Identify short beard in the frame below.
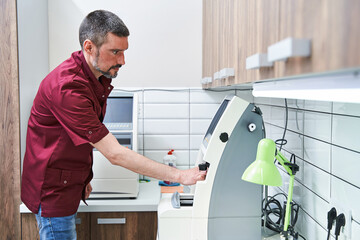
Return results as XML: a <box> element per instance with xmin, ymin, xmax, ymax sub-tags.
<box><xmin>92</xmin><ymin>51</ymin><xmax>121</xmax><ymax>79</ymax></box>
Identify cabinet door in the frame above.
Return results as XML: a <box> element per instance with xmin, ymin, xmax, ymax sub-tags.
<box><xmin>21</xmin><ymin>213</ymin><xmax>39</xmax><ymax>240</ymax></box>
<box><xmin>217</xmin><ymin>0</ymin><xmax>236</xmax><ymax>86</ymax></box>
<box><xmin>91</xmin><ymin>212</ymin><xmax>157</xmax><ymax>240</ymax></box>
<box><xmin>203</xmin><ymin>0</ymin><xmax>237</xmax><ymax>88</ymax></box>
<box><xmin>202</xmin><ymin>0</ymin><xmax>214</xmax><ymax>85</ymax></box>
<box><xmin>21</xmin><ymin>212</ymin><xmax>89</xmax><ymax>240</ymax></box>
<box><xmin>278</xmin><ymin>0</ymin><xmax>360</xmax><ymax>77</ymax></box>
<box><xmin>245</xmin><ymin>0</ymin><xmax>280</xmax><ymax>82</ymax></box>
<box><xmin>203</xmin><ymin>0</ymin><xmax>280</xmax><ymax>86</ymax></box>
<box><xmin>76</xmin><ymin>212</ymin><xmax>91</xmax><ymax>240</ymax></box>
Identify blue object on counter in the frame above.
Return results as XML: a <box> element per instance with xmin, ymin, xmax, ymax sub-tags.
<box><xmin>159</xmin><ymin>181</ymin><xmax>180</xmax><ymax>186</ymax></box>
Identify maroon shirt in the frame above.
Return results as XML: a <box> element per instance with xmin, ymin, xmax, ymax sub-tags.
<box><xmin>21</xmin><ymin>51</ymin><xmax>113</xmax><ymax>217</ymax></box>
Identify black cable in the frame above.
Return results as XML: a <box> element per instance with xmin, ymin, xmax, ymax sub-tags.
<box><xmin>298</xmin><ymin>233</ymin><xmax>307</xmax><ymax>240</ymax></box>
<box><xmin>335</xmin><ymin>213</ymin><xmax>346</xmax><ymax>240</ymax></box>
<box><xmin>327</xmin><ymin>207</ymin><xmax>337</xmax><ymax>240</ymax></box>
<box><xmin>275</xmin><ymin>99</ymin><xmax>288</xmax><ymax>152</ymax></box>
<box><xmin>263</xmin><ymin>195</ymin><xmax>283</xmax><ymax>232</ymax></box>
<box><xmin>262</xmin><ymin>192</ymin><xmax>304</xmax><ymax>239</ymax></box>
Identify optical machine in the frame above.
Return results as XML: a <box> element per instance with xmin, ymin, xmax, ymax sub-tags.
<box><xmin>158</xmin><ymin>95</ymin><xmax>264</xmax><ymax>239</ymax></box>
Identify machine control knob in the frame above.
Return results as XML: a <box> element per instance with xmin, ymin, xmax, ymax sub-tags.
<box><xmin>248</xmin><ymin>123</ymin><xmax>256</xmax><ymax>132</ymax></box>
<box><xmin>219</xmin><ymin>132</ymin><xmax>229</xmax><ymax>142</ymax></box>
<box><xmin>198</xmin><ymin>162</ymin><xmax>210</xmax><ymax>171</ymax></box>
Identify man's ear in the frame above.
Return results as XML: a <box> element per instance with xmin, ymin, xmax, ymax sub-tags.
<box><xmin>83</xmin><ymin>39</ymin><xmax>94</xmax><ymax>54</ymax></box>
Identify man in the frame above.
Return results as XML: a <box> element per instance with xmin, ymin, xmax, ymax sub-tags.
<box><xmin>21</xmin><ymin>10</ymin><xmax>206</xmax><ymax>239</ymax></box>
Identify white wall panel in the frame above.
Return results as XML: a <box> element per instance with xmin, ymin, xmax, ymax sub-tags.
<box><xmin>48</xmin><ymin>0</ymin><xmax>202</xmax><ymax>88</ymax></box>
<box><xmin>332</xmin><ymin>145</ymin><xmax>360</xmax><ymax>188</ymax></box>
<box><xmin>144</xmin><ymin>135</ymin><xmax>189</xmax><ymax>150</ymax></box>
<box><xmin>332</xmin><ymin>115</ymin><xmax>360</xmax><ymax>152</ymax></box>
<box><xmin>144</xmin><ymin>104</ymin><xmax>189</xmax><ymax>119</ymax></box>
<box><xmin>144</xmin><ymin>119</ymin><xmax>189</xmax><ymax>135</ymax></box>
<box><xmin>255</xmin><ymin>95</ymin><xmax>360</xmax><ymax>238</ymax></box>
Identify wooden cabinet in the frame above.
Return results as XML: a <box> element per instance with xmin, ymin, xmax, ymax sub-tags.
<box><xmin>21</xmin><ymin>212</ymin><xmax>157</xmax><ymax>240</ymax></box>
<box><xmin>203</xmin><ymin>0</ymin><xmax>237</xmax><ymax>87</ymax></box>
<box><xmin>21</xmin><ymin>213</ymin><xmax>40</xmax><ymax>240</ymax></box>
<box><xmin>203</xmin><ymin>0</ymin><xmax>281</xmax><ymax>87</ymax></box>
<box><xmin>76</xmin><ymin>212</ymin><xmax>91</xmax><ymax>240</ymax></box>
<box><xmin>202</xmin><ymin>0</ymin><xmax>360</xmax><ymax>88</ymax></box>
<box><xmin>91</xmin><ymin>212</ymin><xmax>157</xmax><ymax>240</ymax></box>
<box><xmin>242</xmin><ymin>0</ymin><xmax>281</xmax><ymax>83</ymax></box>
<box><xmin>21</xmin><ymin>212</ymin><xmax>90</xmax><ymax>240</ymax></box>
<box><xmin>277</xmin><ymin>0</ymin><xmax>360</xmax><ymax>78</ymax></box>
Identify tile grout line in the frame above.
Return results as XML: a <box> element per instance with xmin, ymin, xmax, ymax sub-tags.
<box><xmin>330</xmin><ymin>101</ymin><xmax>334</xmax><ymax>200</ymax></box>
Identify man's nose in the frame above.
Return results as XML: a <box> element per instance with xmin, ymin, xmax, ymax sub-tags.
<box><xmin>118</xmin><ymin>53</ymin><xmax>125</xmax><ymax>65</ymax></box>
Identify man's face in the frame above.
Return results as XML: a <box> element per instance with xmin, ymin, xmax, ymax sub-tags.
<box><xmin>91</xmin><ymin>33</ymin><xmax>128</xmax><ymax>79</ymax></box>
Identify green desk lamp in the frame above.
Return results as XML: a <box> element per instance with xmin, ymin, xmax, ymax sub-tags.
<box><xmin>242</xmin><ymin>138</ymin><xmax>299</xmax><ymax>239</ymax></box>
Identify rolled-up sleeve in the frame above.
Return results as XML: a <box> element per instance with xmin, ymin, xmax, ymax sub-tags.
<box><xmin>49</xmin><ymin>80</ymin><xmax>109</xmax><ymax>146</ymax></box>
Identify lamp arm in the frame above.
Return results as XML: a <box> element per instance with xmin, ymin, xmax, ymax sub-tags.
<box><xmin>275</xmin><ymin>151</ymin><xmax>293</xmax><ymax>176</ymax></box>
<box><xmin>275</xmin><ymin>150</ymin><xmax>297</xmax><ymax>236</ymax></box>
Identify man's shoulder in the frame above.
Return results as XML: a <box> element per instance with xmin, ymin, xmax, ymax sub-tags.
<box><xmin>44</xmin><ymin>53</ymin><xmax>90</xmax><ymax>90</ymax></box>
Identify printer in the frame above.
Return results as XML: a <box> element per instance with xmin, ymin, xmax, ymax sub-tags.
<box><xmin>90</xmin><ymin>90</ymin><xmax>139</xmax><ymax>199</ymax></box>
<box><xmin>158</xmin><ymin>95</ymin><xmax>264</xmax><ymax>239</ymax></box>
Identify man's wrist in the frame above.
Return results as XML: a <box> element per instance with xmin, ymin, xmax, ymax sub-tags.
<box><xmin>174</xmin><ymin>168</ymin><xmax>183</xmax><ymax>184</ymax></box>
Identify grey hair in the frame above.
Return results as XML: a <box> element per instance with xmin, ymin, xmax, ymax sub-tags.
<box><xmin>79</xmin><ymin>10</ymin><xmax>129</xmax><ymax>50</ymax></box>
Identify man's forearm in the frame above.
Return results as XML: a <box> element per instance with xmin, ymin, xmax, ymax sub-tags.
<box><xmin>91</xmin><ymin>133</ymin><xmax>206</xmax><ymax>185</ymax></box>
<box><xmin>91</xmin><ymin>133</ymin><xmax>185</xmax><ymax>183</ymax></box>
<box><xmin>110</xmin><ymin>145</ymin><xmax>183</xmax><ymax>183</ymax></box>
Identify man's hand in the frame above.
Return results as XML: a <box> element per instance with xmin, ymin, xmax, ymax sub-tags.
<box><xmin>179</xmin><ymin>167</ymin><xmax>207</xmax><ymax>185</ymax></box>
<box><xmin>85</xmin><ymin>183</ymin><xmax>92</xmax><ymax>199</ymax></box>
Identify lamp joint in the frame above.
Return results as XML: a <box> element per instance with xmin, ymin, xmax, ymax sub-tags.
<box><xmin>284</xmin><ymin>162</ymin><xmax>299</xmax><ymax>175</ymax></box>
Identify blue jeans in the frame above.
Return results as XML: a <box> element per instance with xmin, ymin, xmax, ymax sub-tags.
<box><xmin>35</xmin><ymin>205</ymin><xmax>77</xmax><ymax>240</ymax></box>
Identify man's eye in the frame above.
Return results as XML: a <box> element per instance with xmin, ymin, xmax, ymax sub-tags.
<box><xmin>112</xmin><ymin>50</ymin><xmax>119</xmax><ymax>55</ymax></box>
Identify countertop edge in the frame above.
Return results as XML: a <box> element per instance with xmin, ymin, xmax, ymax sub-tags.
<box><xmin>20</xmin><ymin>181</ymin><xmax>161</xmax><ymax>213</ymax></box>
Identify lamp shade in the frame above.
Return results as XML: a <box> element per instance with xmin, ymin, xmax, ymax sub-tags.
<box><xmin>242</xmin><ymin>139</ymin><xmax>282</xmax><ymax>186</ymax></box>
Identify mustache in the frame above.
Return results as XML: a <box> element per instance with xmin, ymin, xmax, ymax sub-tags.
<box><xmin>108</xmin><ymin>65</ymin><xmax>122</xmax><ymax>71</ymax></box>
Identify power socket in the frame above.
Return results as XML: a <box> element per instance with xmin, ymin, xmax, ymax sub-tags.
<box><xmin>330</xmin><ymin>199</ymin><xmax>352</xmax><ymax>240</ymax></box>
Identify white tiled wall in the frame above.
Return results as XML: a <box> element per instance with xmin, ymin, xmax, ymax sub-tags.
<box><xmin>253</xmin><ymin>96</ymin><xmax>360</xmax><ymax>240</ymax></box>
<box><xmin>135</xmin><ymin>87</ymin><xmax>360</xmax><ymax>239</ymax></box>
<box><xmin>136</xmin><ymin>88</ymin><xmax>235</xmax><ymax>170</ymax></box>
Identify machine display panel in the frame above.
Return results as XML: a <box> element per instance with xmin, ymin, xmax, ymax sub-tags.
<box><xmin>202</xmin><ymin>99</ymin><xmax>229</xmax><ymax>149</ymax></box>
<box><xmin>104</xmin><ymin>97</ymin><xmax>133</xmax><ymax>130</ymax></box>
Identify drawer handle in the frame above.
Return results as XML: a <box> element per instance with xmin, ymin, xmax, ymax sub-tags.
<box><xmin>267</xmin><ymin>37</ymin><xmax>311</xmax><ymax>62</ymax></box>
<box><xmin>246</xmin><ymin>53</ymin><xmax>273</xmax><ymax>69</ymax></box>
<box><xmin>97</xmin><ymin>218</ymin><xmax>126</xmax><ymax>225</ymax></box>
<box><xmin>201</xmin><ymin>77</ymin><xmax>212</xmax><ymax>84</ymax></box>
<box><xmin>213</xmin><ymin>71</ymin><xmax>221</xmax><ymax>81</ymax></box>
<box><xmin>219</xmin><ymin>68</ymin><xmax>235</xmax><ymax>78</ymax></box>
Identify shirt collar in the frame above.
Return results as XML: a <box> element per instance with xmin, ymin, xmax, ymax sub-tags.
<box><xmin>73</xmin><ymin>51</ymin><xmax>114</xmax><ymax>100</ymax></box>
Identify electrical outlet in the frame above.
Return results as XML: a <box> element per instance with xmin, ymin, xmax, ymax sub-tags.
<box><xmin>330</xmin><ymin>199</ymin><xmax>352</xmax><ymax>240</ymax></box>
